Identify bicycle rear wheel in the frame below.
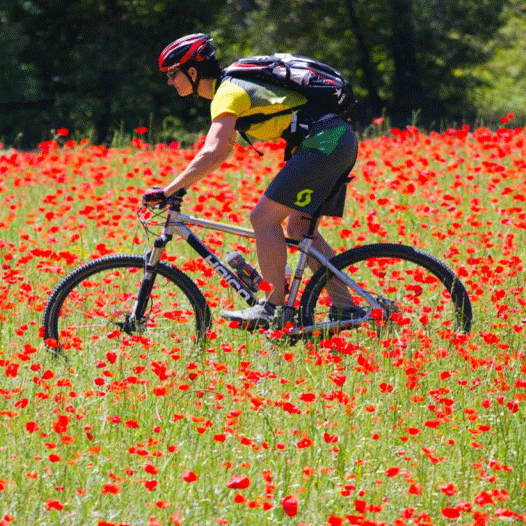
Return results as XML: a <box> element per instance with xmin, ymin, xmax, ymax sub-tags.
<box><xmin>43</xmin><ymin>254</ymin><xmax>211</xmax><ymax>356</ymax></box>
<box><xmin>300</xmin><ymin>243</ymin><xmax>472</xmax><ymax>335</ymax></box>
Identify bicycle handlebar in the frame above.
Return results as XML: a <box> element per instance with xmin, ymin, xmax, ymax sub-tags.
<box><xmin>145</xmin><ymin>188</ymin><xmax>187</xmax><ymax>211</ymax></box>
<box><xmin>166</xmin><ymin>188</ymin><xmax>187</xmax><ymax>207</ymax></box>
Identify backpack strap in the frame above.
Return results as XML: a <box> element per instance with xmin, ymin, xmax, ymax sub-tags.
<box><xmin>218</xmin><ymin>74</ymin><xmax>308</xmax><ymax>155</ymax></box>
<box><xmin>235</xmin><ymin>105</ymin><xmax>305</xmax><ymax>133</ymax></box>
<box><xmin>235</xmin><ymin>105</ymin><xmax>306</xmax><ymax>157</ymax></box>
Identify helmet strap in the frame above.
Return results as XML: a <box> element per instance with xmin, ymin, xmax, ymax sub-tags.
<box><xmin>181</xmin><ymin>69</ymin><xmax>202</xmax><ymax>98</ymax></box>
<box><xmin>193</xmin><ymin>72</ymin><xmax>202</xmax><ymax>98</ymax></box>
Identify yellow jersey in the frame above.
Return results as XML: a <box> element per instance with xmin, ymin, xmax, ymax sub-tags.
<box><xmin>210</xmin><ymin>77</ymin><xmax>307</xmax><ymax>141</ymax></box>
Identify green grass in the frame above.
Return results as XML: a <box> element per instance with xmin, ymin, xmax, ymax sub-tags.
<box><xmin>0</xmin><ymin>128</ymin><xmax>525</xmax><ymax>525</ymax></box>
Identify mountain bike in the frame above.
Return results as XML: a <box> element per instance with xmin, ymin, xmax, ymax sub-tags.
<box><xmin>42</xmin><ymin>189</ymin><xmax>472</xmax><ymax>355</ymax></box>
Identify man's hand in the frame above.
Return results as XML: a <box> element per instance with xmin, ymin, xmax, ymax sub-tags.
<box><xmin>142</xmin><ymin>187</ymin><xmax>167</xmax><ymax>206</ymax></box>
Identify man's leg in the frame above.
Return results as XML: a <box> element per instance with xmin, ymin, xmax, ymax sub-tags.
<box><xmin>218</xmin><ymin>196</ymin><xmax>295</xmax><ymax>329</ymax></box>
<box><xmin>287</xmin><ymin>211</ymin><xmax>353</xmax><ymax>307</ymax></box>
<box><xmin>249</xmin><ymin>196</ymin><xmax>296</xmax><ymax>306</ymax></box>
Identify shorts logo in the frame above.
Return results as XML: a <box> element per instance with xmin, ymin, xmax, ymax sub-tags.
<box><xmin>294</xmin><ymin>188</ymin><xmax>313</xmax><ymax>207</ymax></box>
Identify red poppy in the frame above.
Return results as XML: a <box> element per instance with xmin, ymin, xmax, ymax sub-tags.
<box><xmin>46</xmin><ymin>499</ymin><xmax>64</xmax><ymax>511</ymax></box>
<box><xmin>125</xmin><ymin>420</ymin><xmax>140</xmax><ymax>429</ymax></box>
<box><xmin>144</xmin><ymin>463</ymin><xmax>159</xmax><ymax>475</ymax></box>
<box><xmin>281</xmin><ymin>495</ymin><xmax>299</xmax><ymax>517</ymax></box>
<box><xmin>323</xmin><ymin>433</ymin><xmax>339</xmax><ymax>443</ymax></box>
<box><xmin>441</xmin><ymin>507</ymin><xmax>460</xmax><ymax>519</ymax></box>
<box><xmin>354</xmin><ymin>499</ymin><xmax>366</xmax><ymax>513</ymax></box>
<box><xmin>26</xmin><ymin>422</ymin><xmax>39</xmax><ymax>433</ymax></box>
<box><xmin>327</xmin><ymin>515</ymin><xmax>344</xmax><ymax>526</ymax></box>
<box><xmin>507</xmin><ymin>401</ymin><xmax>519</xmax><ymax>413</ymax></box>
<box><xmin>182</xmin><ymin>471</ymin><xmax>198</xmax><ymax>482</ymax></box>
<box><xmin>386</xmin><ymin>466</ymin><xmax>401</xmax><ymax>477</ymax></box>
<box><xmin>438</xmin><ymin>483</ymin><xmax>458</xmax><ymax>496</ymax></box>
<box><xmin>102</xmin><ymin>483</ymin><xmax>120</xmax><ymax>495</ymax></box>
<box><xmin>407</xmin><ymin>483</ymin><xmax>423</xmax><ymax>495</ymax></box>
<box><xmin>226</xmin><ymin>474</ymin><xmax>250</xmax><ymax>489</ymax></box>
<box><xmin>296</xmin><ymin>438</ymin><xmax>314</xmax><ymax>449</ymax></box>
<box><xmin>143</xmin><ymin>480</ymin><xmax>158</xmax><ymax>491</ymax></box>
<box><xmin>53</xmin><ymin>415</ymin><xmax>69</xmax><ymax>434</ymax></box>
<box><xmin>330</xmin><ymin>373</ymin><xmax>347</xmax><ymax>387</ymax></box>
<box><xmin>233</xmin><ymin>493</ymin><xmax>246</xmax><ymax>504</ymax></box>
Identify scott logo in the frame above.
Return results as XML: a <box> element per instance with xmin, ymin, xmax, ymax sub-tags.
<box><xmin>204</xmin><ymin>255</ymin><xmax>252</xmax><ymax>301</ymax></box>
<box><xmin>294</xmin><ymin>188</ymin><xmax>313</xmax><ymax>207</ymax></box>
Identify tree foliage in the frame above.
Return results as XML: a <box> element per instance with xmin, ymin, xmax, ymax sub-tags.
<box><xmin>0</xmin><ymin>0</ymin><xmax>517</xmax><ymax>147</ymax></box>
<box><xmin>469</xmin><ymin>0</ymin><xmax>526</xmax><ymax>123</ymax></box>
<box><xmin>218</xmin><ymin>0</ymin><xmax>508</xmax><ymax>125</ymax></box>
<box><xmin>1</xmin><ymin>0</ymin><xmax>223</xmax><ymax>146</ymax></box>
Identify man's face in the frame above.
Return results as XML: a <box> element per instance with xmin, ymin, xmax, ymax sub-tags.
<box><xmin>167</xmin><ymin>67</ymin><xmax>196</xmax><ymax>97</ymax></box>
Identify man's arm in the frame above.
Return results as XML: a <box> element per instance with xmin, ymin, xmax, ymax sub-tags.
<box><xmin>163</xmin><ymin>113</ymin><xmax>237</xmax><ymax>197</ymax></box>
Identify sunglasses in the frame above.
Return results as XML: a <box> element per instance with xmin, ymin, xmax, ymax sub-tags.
<box><xmin>167</xmin><ymin>69</ymin><xmax>180</xmax><ymax>80</ymax></box>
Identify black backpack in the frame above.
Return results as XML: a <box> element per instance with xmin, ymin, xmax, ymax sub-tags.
<box><xmin>223</xmin><ymin>53</ymin><xmax>355</xmax><ymax>138</ymax></box>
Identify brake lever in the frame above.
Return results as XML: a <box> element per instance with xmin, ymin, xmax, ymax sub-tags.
<box><xmin>142</xmin><ymin>188</ymin><xmax>186</xmax><ymax>211</ymax></box>
<box><xmin>165</xmin><ymin>188</ymin><xmax>187</xmax><ymax>208</ymax></box>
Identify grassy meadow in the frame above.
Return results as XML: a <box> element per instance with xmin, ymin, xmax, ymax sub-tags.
<box><xmin>0</xmin><ymin>122</ymin><xmax>525</xmax><ymax>525</ymax></box>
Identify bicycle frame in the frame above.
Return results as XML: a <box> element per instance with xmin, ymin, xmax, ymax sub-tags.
<box><xmin>135</xmin><ymin>201</ymin><xmax>385</xmax><ymax>334</ymax></box>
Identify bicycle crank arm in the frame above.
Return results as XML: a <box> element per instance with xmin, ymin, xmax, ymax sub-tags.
<box><xmin>276</xmin><ymin>315</ymin><xmax>371</xmax><ymax>337</ymax></box>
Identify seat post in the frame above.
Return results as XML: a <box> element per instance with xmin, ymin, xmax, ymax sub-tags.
<box><xmin>305</xmin><ymin>209</ymin><xmax>322</xmax><ymax>238</ymax></box>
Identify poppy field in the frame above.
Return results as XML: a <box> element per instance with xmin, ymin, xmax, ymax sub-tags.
<box><xmin>0</xmin><ymin>121</ymin><xmax>525</xmax><ymax>525</ymax></box>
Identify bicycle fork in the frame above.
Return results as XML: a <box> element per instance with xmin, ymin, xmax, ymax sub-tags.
<box><xmin>127</xmin><ymin>231</ymin><xmax>173</xmax><ymax>333</ymax></box>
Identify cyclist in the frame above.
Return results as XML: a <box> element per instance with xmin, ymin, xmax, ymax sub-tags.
<box><xmin>143</xmin><ymin>33</ymin><xmax>364</xmax><ymax>329</ymax></box>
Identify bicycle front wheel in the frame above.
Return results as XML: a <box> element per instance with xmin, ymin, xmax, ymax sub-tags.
<box><xmin>43</xmin><ymin>254</ymin><xmax>211</xmax><ymax>356</ymax></box>
<box><xmin>300</xmin><ymin>243</ymin><xmax>472</xmax><ymax>335</ymax></box>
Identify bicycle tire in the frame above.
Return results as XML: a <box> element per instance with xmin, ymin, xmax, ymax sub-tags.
<box><xmin>42</xmin><ymin>254</ymin><xmax>212</xmax><ymax>355</ymax></box>
<box><xmin>299</xmin><ymin>243</ymin><xmax>472</xmax><ymax>334</ymax></box>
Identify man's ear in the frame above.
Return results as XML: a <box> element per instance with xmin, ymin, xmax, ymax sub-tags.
<box><xmin>187</xmin><ymin>67</ymin><xmax>198</xmax><ymax>81</ymax></box>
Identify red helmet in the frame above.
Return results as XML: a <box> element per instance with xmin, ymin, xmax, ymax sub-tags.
<box><xmin>159</xmin><ymin>33</ymin><xmax>216</xmax><ymax>72</ymax></box>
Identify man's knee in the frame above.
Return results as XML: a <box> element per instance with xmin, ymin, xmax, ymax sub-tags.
<box><xmin>250</xmin><ymin>197</ymin><xmax>292</xmax><ymax>232</ymax></box>
<box><xmin>286</xmin><ymin>214</ymin><xmax>311</xmax><ymax>240</ymax></box>
<box><xmin>249</xmin><ymin>207</ymin><xmax>265</xmax><ymax>230</ymax></box>
<box><xmin>250</xmin><ymin>207</ymin><xmax>281</xmax><ymax>234</ymax></box>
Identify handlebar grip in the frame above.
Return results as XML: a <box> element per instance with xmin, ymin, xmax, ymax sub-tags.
<box><xmin>166</xmin><ymin>188</ymin><xmax>186</xmax><ymax>203</ymax></box>
<box><xmin>162</xmin><ymin>188</ymin><xmax>186</xmax><ymax>210</ymax></box>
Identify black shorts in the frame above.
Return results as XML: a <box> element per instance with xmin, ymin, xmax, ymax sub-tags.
<box><xmin>265</xmin><ymin>117</ymin><xmax>358</xmax><ymax>217</ymax></box>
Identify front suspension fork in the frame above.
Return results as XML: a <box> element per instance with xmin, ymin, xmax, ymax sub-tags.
<box><xmin>130</xmin><ymin>233</ymin><xmax>172</xmax><ymax>324</ymax></box>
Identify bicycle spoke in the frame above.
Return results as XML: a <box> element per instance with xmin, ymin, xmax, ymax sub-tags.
<box><xmin>44</xmin><ymin>255</ymin><xmax>211</xmax><ymax>359</ymax></box>
<box><xmin>301</xmin><ymin>244</ymin><xmax>472</xmax><ymax>337</ymax></box>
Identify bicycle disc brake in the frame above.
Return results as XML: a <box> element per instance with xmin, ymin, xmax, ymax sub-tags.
<box><xmin>113</xmin><ymin>312</ymin><xmax>148</xmax><ymax>335</ymax></box>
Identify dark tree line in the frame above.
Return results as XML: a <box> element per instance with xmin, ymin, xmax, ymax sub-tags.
<box><xmin>0</xmin><ymin>0</ymin><xmax>509</xmax><ymax>148</ymax></box>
